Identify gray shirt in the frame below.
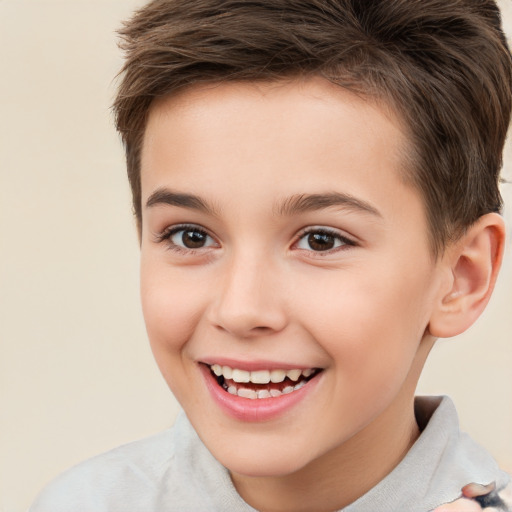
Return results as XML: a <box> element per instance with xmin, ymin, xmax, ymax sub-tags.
<box><xmin>30</xmin><ymin>396</ymin><xmax>510</xmax><ymax>512</ymax></box>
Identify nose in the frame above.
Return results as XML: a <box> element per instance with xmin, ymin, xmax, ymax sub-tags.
<box><xmin>207</xmin><ymin>254</ymin><xmax>288</xmax><ymax>338</ymax></box>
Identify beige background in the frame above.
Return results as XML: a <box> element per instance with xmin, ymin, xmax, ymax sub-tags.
<box><xmin>0</xmin><ymin>1</ymin><xmax>511</xmax><ymax>511</ymax></box>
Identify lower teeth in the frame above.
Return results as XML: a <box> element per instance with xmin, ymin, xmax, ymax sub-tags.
<box><xmin>223</xmin><ymin>379</ymin><xmax>307</xmax><ymax>399</ymax></box>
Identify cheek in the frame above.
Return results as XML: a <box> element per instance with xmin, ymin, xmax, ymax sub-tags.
<box><xmin>296</xmin><ymin>266</ymin><xmax>427</xmax><ymax>334</ymax></box>
<box><xmin>293</xmin><ymin>264</ymin><xmax>433</xmax><ymax>382</ymax></box>
<box><xmin>140</xmin><ymin>263</ymin><xmax>207</xmax><ymax>362</ymax></box>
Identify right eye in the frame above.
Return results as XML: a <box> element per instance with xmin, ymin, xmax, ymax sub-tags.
<box><xmin>157</xmin><ymin>224</ymin><xmax>218</xmax><ymax>252</ymax></box>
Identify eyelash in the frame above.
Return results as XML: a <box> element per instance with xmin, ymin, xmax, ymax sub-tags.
<box><xmin>155</xmin><ymin>224</ymin><xmax>217</xmax><ymax>254</ymax></box>
<box><xmin>154</xmin><ymin>224</ymin><xmax>357</xmax><ymax>255</ymax></box>
<box><xmin>293</xmin><ymin>227</ymin><xmax>357</xmax><ymax>254</ymax></box>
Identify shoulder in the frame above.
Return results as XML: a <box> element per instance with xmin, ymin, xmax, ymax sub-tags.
<box><xmin>30</xmin><ymin>412</ymin><xmax>245</xmax><ymax>512</ymax></box>
<box><xmin>29</xmin><ymin>427</ymin><xmax>177</xmax><ymax>512</ymax></box>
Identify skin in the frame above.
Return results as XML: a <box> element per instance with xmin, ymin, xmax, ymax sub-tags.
<box><xmin>138</xmin><ymin>78</ymin><xmax>504</xmax><ymax>512</ymax></box>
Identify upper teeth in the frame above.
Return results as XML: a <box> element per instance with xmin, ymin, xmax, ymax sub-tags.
<box><xmin>211</xmin><ymin>365</ymin><xmax>314</xmax><ymax>384</ymax></box>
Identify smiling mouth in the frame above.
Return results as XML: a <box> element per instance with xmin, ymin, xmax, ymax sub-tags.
<box><xmin>208</xmin><ymin>364</ymin><xmax>322</xmax><ymax>400</ymax></box>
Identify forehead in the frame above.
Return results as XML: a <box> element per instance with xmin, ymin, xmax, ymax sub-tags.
<box><xmin>144</xmin><ymin>77</ymin><xmax>408</xmax><ymax>151</ymax></box>
<box><xmin>140</xmin><ymin>77</ymin><xmax>421</xmax><ymax>228</ymax></box>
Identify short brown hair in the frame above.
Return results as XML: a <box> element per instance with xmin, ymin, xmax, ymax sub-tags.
<box><xmin>114</xmin><ymin>0</ymin><xmax>512</xmax><ymax>254</ymax></box>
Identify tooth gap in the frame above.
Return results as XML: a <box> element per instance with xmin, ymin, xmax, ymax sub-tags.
<box><xmin>306</xmin><ymin>369</ymin><xmax>320</xmax><ymax>381</ymax></box>
<box><xmin>286</xmin><ymin>369</ymin><xmax>318</xmax><ymax>384</ymax></box>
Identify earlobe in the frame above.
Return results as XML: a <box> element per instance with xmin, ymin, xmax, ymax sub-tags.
<box><xmin>428</xmin><ymin>213</ymin><xmax>505</xmax><ymax>338</ymax></box>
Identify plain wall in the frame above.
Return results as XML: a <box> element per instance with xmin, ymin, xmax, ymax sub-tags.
<box><xmin>0</xmin><ymin>1</ymin><xmax>511</xmax><ymax>511</ymax></box>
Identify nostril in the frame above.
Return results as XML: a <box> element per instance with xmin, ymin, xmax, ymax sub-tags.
<box><xmin>247</xmin><ymin>326</ymin><xmax>276</xmax><ymax>337</ymax></box>
<box><xmin>213</xmin><ymin>323</ymin><xmax>274</xmax><ymax>337</ymax></box>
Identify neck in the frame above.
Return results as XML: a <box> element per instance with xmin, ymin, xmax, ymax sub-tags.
<box><xmin>231</xmin><ymin>395</ymin><xmax>419</xmax><ymax>512</ymax></box>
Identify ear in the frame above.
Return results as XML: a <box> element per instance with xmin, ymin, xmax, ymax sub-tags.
<box><xmin>428</xmin><ymin>213</ymin><xmax>506</xmax><ymax>338</ymax></box>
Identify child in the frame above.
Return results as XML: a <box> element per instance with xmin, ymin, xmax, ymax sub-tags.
<box><xmin>30</xmin><ymin>0</ymin><xmax>512</xmax><ymax>510</ymax></box>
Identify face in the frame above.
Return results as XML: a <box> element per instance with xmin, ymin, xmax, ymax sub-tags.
<box><xmin>139</xmin><ymin>78</ymin><xmax>443</xmax><ymax>478</ymax></box>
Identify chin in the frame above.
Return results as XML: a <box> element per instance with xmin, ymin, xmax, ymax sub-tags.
<box><xmin>224</xmin><ymin>456</ymin><xmax>306</xmax><ymax>479</ymax></box>
<box><xmin>207</xmin><ymin>435</ymin><xmax>318</xmax><ymax>478</ymax></box>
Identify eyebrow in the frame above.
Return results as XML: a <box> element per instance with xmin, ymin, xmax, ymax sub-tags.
<box><xmin>275</xmin><ymin>192</ymin><xmax>382</xmax><ymax>218</ymax></box>
<box><xmin>145</xmin><ymin>188</ymin><xmax>218</xmax><ymax>216</ymax></box>
<box><xmin>145</xmin><ymin>188</ymin><xmax>381</xmax><ymax>219</ymax></box>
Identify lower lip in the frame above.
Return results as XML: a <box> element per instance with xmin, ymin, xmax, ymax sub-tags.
<box><xmin>200</xmin><ymin>364</ymin><xmax>321</xmax><ymax>422</ymax></box>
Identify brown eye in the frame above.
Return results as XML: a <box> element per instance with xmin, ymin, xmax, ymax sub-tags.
<box><xmin>181</xmin><ymin>230</ymin><xmax>207</xmax><ymax>248</ymax></box>
<box><xmin>168</xmin><ymin>227</ymin><xmax>216</xmax><ymax>250</ymax></box>
<box><xmin>307</xmin><ymin>232</ymin><xmax>336</xmax><ymax>251</ymax></box>
<box><xmin>296</xmin><ymin>229</ymin><xmax>353</xmax><ymax>252</ymax></box>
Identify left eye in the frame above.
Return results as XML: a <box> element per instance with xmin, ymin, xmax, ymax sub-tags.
<box><xmin>169</xmin><ymin>227</ymin><xmax>216</xmax><ymax>249</ymax></box>
<box><xmin>296</xmin><ymin>230</ymin><xmax>351</xmax><ymax>252</ymax></box>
